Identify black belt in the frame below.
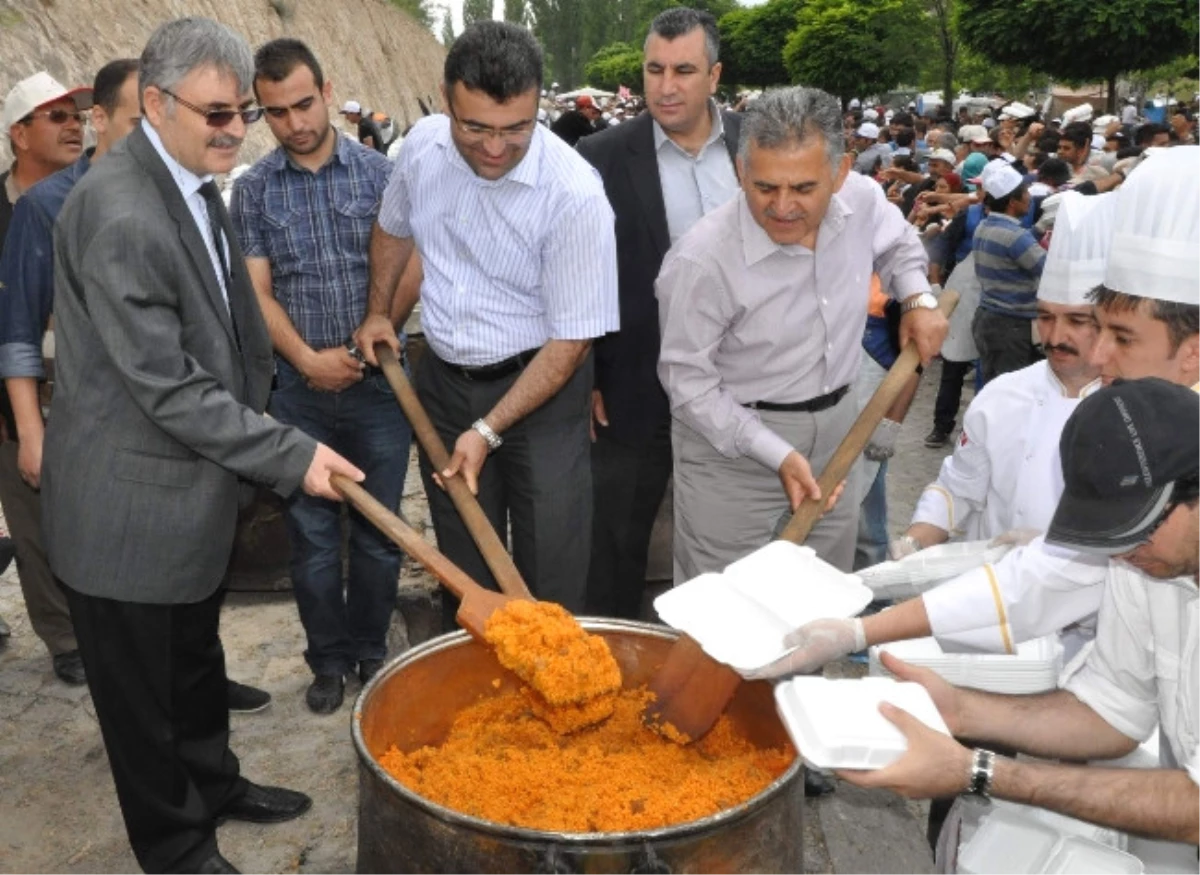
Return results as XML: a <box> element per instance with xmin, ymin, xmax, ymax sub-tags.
<box><xmin>440</xmin><ymin>347</ymin><xmax>541</xmax><ymax>382</ymax></box>
<box><xmin>744</xmin><ymin>384</ymin><xmax>849</xmax><ymax>413</ymax></box>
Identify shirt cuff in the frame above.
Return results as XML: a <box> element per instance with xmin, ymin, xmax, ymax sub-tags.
<box><xmin>889</xmin><ymin>271</ymin><xmax>932</xmax><ymax>301</ymax></box>
<box><xmin>912</xmin><ymin>485</ymin><xmax>954</xmax><ymax>531</ymax></box>
<box><xmin>1063</xmin><ymin>663</ymin><xmax>1158</xmax><ymax>745</ymax></box>
<box><xmin>0</xmin><ymin>342</ymin><xmax>45</xmax><ymax>380</ymax></box>
<box><xmin>745</xmin><ymin>424</ymin><xmax>794</xmax><ymax>473</ymax></box>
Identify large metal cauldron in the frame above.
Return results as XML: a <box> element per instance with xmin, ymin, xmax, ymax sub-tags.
<box><xmin>353</xmin><ymin>619</ymin><xmax>804</xmax><ymax>874</ymax></box>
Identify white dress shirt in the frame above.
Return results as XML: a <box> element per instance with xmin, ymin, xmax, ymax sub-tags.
<box><xmin>653</xmin><ymin>101</ymin><xmax>739</xmax><ymax>245</ymax></box>
<box><xmin>377</xmin><ymin>115</ymin><xmax>619</xmax><ymax>367</ymax></box>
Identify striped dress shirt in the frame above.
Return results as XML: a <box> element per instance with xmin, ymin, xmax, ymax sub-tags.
<box><xmin>377</xmin><ymin>115</ymin><xmax>619</xmax><ymax>367</ymax></box>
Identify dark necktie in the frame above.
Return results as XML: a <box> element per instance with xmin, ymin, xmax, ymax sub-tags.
<box><xmin>197</xmin><ymin>180</ymin><xmax>241</xmax><ymax>349</ymax></box>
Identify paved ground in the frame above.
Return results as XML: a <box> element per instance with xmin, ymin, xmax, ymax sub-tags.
<box><xmin>0</xmin><ymin>360</ymin><xmax>970</xmax><ymax>873</ymax></box>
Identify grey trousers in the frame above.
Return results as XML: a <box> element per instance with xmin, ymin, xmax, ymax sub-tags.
<box><xmin>671</xmin><ymin>391</ymin><xmax>862</xmax><ymax>584</ymax></box>
<box><xmin>416</xmin><ymin>351</ymin><xmax>593</xmax><ymax>628</ymax></box>
<box><xmin>0</xmin><ymin>440</ymin><xmax>76</xmax><ymax>654</ymax></box>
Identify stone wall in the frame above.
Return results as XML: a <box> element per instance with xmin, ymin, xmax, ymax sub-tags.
<box><xmin>0</xmin><ymin>0</ymin><xmax>446</xmax><ymax>167</ymax></box>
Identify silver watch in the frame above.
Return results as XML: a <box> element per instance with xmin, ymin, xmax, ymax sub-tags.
<box><xmin>901</xmin><ymin>291</ymin><xmax>938</xmax><ymax>314</ymax></box>
<box><xmin>472</xmin><ymin>418</ymin><xmax>503</xmax><ymax>452</ymax></box>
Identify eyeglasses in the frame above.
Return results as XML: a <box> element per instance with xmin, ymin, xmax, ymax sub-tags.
<box><xmin>161</xmin><ymin>88</ymin><xmax>264</xmax><ymax>127</ymax></box>
<box><xmin>446</xmin><ymin>103</ymin><xmax>535</xmax><ymax>145</ymax></box>
<box><xmin>20</xmin><ymin>108</ymin><xmax>86</xmax><ymax>125</ymax></box>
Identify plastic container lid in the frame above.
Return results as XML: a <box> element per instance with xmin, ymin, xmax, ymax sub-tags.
<box><xmin>958</xmin><ymin>807</ymin><xmax>1062</xmax><ymax>874</ymax></box>
<box><xmin>773</xmin><ymin>677</ymin><xmax>951</xmax><ymax>770</ymax></box>
<box><xmin>653</xmin><ymin>542</ymin><xmax>873</xmax><ymax>672</ymax></box>
<box><xmin>1043</xmin><ymin>837</ymin><xmax>1144</xmax><ymax>874</ymax></box>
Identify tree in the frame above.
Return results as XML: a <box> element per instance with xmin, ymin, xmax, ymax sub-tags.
<box><xmin>504</xmin><ymin>0</ymin><xmax>529</xmax><ymax>25</ymax></box>
<box><xmin>783</xmin><ymin>0</ymin><xmax>932</xmax><ymax>102</ymax></box>
<box><xmin>463</xmin><ymin>0</ymin><xmax>494</xmax><ymax>27</ymax></box>
<box><xmin>957</xmin><ymin>0</ymin><xmax>1199</xmax><ymax>112</ymax></box>
<box><xmin>926</xmin><ymin>0</ymin><xmax>956</xmax><ymax>113</ymax></box>
<box><xmin>718</xmin><ymin>0</ymin><xmax>805</xmax><ymax>88</ymax></box>
<box><xmin>440</xmin><ymin>5</ymin><xmax>456</xmax><ymax>45</ymax></box>
<box><xmin>387</xmin><ymin>0</ymin><xmax>436</xmax><ymax>30</ymax></box>
<box><xmin>584</xmin><ymin>42</ymin><xmax>645</xmax><ymax>92</ymax></box>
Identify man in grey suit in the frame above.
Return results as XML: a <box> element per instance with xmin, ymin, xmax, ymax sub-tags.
<box><xmin>42</xmin><ymin>18</ymin><xmax>363</xmax><ymax>874</ymax></box>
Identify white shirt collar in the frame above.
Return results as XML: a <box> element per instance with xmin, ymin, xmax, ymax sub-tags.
<box><xmin>141</xmin><ymin>118</ymin><xmax>213</xmax><ymax>201</ymax></box>
<box><xmin>653</xmin><ymin>100</ymin><xmax>725</xmax><ymax>157</ymax></box>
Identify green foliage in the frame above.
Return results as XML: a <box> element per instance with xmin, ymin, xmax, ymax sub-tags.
<box><xmin>463</xmin><ymin>0</ymin><xmax>494</xmax><ymax>26</ymax></box>
<box><xmin>440</xmin><ymin>6</ymin><xmax>456</xmax><ymax>45</ymax></box>
<box><xmin>783</xmin><ymin>0</ymin><xmax>932</xmax><ymax>101</ymax></box>
<box><xmin>584</xmin><ymin>42</ymin><xmax>645</xmax><ymax>92</ymax></box>
<box><xmin>718</xmin><ymin>0</ymin><xmax>805</xmax><ymax>88</ymax></box>
<box><xmin>504</xmin><ymin>0</ymin><xmax>529</xmax><ymax>25</ymax></box>
<box><xmin>958</xmin><ymin>0</ymin><xmax>1198</xmax><ymax>94</ymax></box>
<box><xmin>951</xmin><ymin>46</ymin><xmax>1049</xmax><ymax>97</ymax></box>
<box><xmin>387</xmin><ymin>0</ymin><xmax>436</xmax><ymax>30</ymax></box>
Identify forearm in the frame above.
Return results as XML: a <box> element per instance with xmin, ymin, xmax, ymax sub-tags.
<box><xmin>958</xmin><ymin>688</ymin><xmax>1137</xmax><ymax>760</ymax></box>
<box><xmin>389</xmin><ymin>252</ymin><xmax>423</xmax><ymax>328</ymax></box>
<box><xmin>904</xmin><ymin>521</ymin><xmax>950</xmax><ymax>548</ymax></box>
<box><xmin>483</xmin><ymin>339</ymin><xmax>591</xmax><ymax>434</ymax></box>
<box><xmin>366</xmin><ymin>226</ymin><xmax>415</xmax><ymax>319</ymax></box>
<box><xmin>6</xmin><ymin>378</ymin><xmax>44</xmax><ymax>442</ymax></box>
<box><xmin>862</xmin><ymin>597</ymin><xmax>933</xmax><ymax>645</ymax></box>
<box><xmin>991</xmin><ymin>759</ymin><xmax>1198</xmax><ymax>844</ymax></box>
<box><xmin>257</xmin><ymin>294</ymin><xmax>316</xmax><ymax>372</ymax></box>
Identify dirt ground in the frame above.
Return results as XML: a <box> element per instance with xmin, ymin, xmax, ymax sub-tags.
<box><xmin>0</xmin><ymin>361</ymin><xmax>968</xmax><ymax>874</ymax></box>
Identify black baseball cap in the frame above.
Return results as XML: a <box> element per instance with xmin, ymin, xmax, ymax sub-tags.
<box><xmin>1047</xmin><ymin>378</ymin><xmax>1199</xmax><ymax>555</ymax></box>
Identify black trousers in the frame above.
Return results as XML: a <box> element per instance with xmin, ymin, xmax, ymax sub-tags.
<box><xmin>585</xmin><ymin>414</ymin><xmax>672</xmax><ymax>620</ymax></box>
<box><xmin>932</xmin><ymin>359</ymin><xmax>975</xmax><ymax>435</ymax></box>
<box><xmin>972</xmin><ymin>309</ymin><xmax>1043</xmax><ymax>384</ymax></box>
<box><xmin>63</xmin><ymin>582</ymin><xmax>246</xmax><ymax>873</ymax></box>
<box><xmin>415</xmin><ymin>351</ymin><xmax>593</xmax><ymax>631</ymax></box>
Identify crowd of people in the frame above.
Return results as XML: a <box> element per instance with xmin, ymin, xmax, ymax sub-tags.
<box><xmin>0</xmin><ymin>6</ymin><xmax>1196</xmax><ymax>874</ymax></box>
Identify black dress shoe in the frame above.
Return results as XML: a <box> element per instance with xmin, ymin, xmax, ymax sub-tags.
<box><xmin>358</xmin><ymin>658</ymin><xmax>384</xmax><ymax>684</ymax></box>
<box><xmin>219</xmin><ymin>782</ymin><xmax>312</xmax><ymax>825</ymax></box>
<box><xmin>53</xmin><ymin>650</ymin><xmax>87</xmax><ymax>686</ymax></box>
<box><xmin>227</xmin><ymin>680</ymin><xmax>271</xmax><ymax>714</ymax></box>
<box><xmin>305</xmin><ymin>674</ymin><xmax>344</xmax><ymax>714</ymax></box>
<box><xmin>193</xmin><ymin>851</ymin><xmax>240</xmax><ymax>874</ymax></box>
<box><xmin>804</xmin><ymin>769</ymin><xmax>837</xmax><ymax>797</ymax></box>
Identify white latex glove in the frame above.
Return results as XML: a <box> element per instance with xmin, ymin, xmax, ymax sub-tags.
<box><xmin>888</xmin><ymin>535</ymin><xmax>920</xmax><ymax>561</ymax></box>
<box><xmin>743</xmin><ymin>617</ymin><xmax>867</xmax><ymax>680</ymax></box>
<box><xmin>865</xmin><ymin>418</ymin><xmax>902</xmax><ymax>462</ymax></box>
<box><xmin>988</xmin><ymin>528</ymin><xmax>1042</xmax><ymax>548</ymax></box>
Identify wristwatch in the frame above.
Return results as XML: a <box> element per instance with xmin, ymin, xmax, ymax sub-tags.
<box><xmin>472</xmin><ymin>418</ymin><xmax>503</xmax><ymax>453</ymax></box>
<box><xmin>968</xmin><ymin>748</ymin><xmax>996</xmax><ymax>797</ymax></box>
<box><xmin>901</xmin><ymin>291</ymin><xmax>938</xmax><ymax>314</ymax></box>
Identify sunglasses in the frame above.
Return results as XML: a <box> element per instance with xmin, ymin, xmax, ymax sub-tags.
<box><xmin>161</xmin><ymin>88</ymin><xmax>264</xmax><ymax>128</ymax></box>
<box><xmin>21</xmin><ymin>108</ymin><xmax>86</xmax><ymax>125</ymax></box>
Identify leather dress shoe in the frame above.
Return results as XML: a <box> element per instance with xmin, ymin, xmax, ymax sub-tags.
<box><xmin>53</xmin><ymin>650</ymin><xmax>87</xmax><ymax>686</ymax></box>
<box><xmin>358</xmin><ymin>658</ymin><xmax>384</xmax><ymax>684</ymax></box>
<box><xmin>306</xmin><ymin>674</ymin><xmax>344</xmax><ymax>714</ymax></box>
<box><xmin>193</xmin><ymin>851</ymin><xmax>240</xmax><ymax>873</ymax></box>
<box><xmin>804</xmin><ymin>769</ymin><xmax>837</xmax><ymax>797</ymax></box>
<box><xmin>218</xmin><ymin>782</ymin><xmax>312</xmax><ymax>825</ymax></box>
<box><xmin>227</xmin><ymin>680</ymin><xmax>271</xmax><ymax>714</ymax></box>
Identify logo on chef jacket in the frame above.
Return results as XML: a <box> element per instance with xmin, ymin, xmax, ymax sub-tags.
<box><xmin>960</xmin><ymin>431</ymin><xmax>969</xmax><ymax>447</ymax></box>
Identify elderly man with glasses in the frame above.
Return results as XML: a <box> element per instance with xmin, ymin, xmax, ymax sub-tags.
<box><xmin>42</xmin><ymin>18</ymin><xmax>362</xmax><ymax>873</ymax></box>
<box><xmin>355</xmin><ymin>21</ymin><xmax>618</xmax><ymax>629</ymax></box>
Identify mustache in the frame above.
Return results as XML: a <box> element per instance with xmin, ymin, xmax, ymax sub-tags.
<box><xmin>1044</xmin><ymin>343</ymin><xmax>1079</xmax><ymax>356</ymax></box>
<box><xmin>764</xmin><ymin>208</ymin><xmax>804</xmax><ymax>222</ymax></box>
<box><xmin>208</xmin><ymin>133</ymin><xmax>242</xmax><ymax>149</ymax></box>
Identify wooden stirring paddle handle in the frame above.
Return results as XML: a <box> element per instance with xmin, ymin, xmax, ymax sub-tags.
<box><xmin>778</xmin><ymin>290</ymin><xmax>959</xmax><ymax>545</ymax></box>
<box><xmin>332</xmin><ymin>473</ymin><xmax>479</xmax><ymax>602</ymax></box>
<box><xmin>375</xmin><ymin>344</ymin><xmax>533</xmax><ymax>600</ymax></box>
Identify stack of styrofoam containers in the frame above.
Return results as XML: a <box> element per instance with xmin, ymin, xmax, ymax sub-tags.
<box><xmin>855</xmin><ymin>540</ymin><xmax>1012</xmax><ymax>601</ymax></box>
<box><xmin>868</xmin><ymin>634</ymin><xmax>1063</xmax><ymax>694</ymax></box>
<box><xmin>957</xmin><ymin>801</ymin><xmax>1143</xmax><ymax>874</ymax></box>
<box><xmin>653</xmin><ymin>541</ymin><xmax>873</xmax><ymax>673</ymax></box>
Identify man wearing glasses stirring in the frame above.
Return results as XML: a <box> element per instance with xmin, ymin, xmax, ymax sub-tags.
<box><xmin>355</xmin><ymin>21</ymin><xmax>619</xmax><ymax>627</ymax></box>
<box><xmin>42</xmin><ymin>18</ymin><xmax>362</xmax><ymax>873</ymax></box>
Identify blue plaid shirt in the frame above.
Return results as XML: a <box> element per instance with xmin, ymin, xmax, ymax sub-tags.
<box><xmin>230</xmin><ymin>133</ymin><xmax>393</xmax><ymax>351</ymax></box>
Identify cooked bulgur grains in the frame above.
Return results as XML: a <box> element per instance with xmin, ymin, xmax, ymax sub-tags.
<box><xmin>378</xmin><ymin>687</ymin><xmax>794</xmax><ymax>833</ymax></box>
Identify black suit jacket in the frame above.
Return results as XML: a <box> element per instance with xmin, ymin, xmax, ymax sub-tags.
<box><xmin>576</xmin><ymin>110</ymin><xmax>741</xmax><ymax>445</ymax></box>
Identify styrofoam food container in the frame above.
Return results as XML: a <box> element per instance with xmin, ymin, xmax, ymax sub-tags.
<box><xmin>869</xmin><ymin>635</ymin><xmax>1063</xmax><ymax>694</ymax></box>
<box><xmin>653</xmin><ymin>542</ymin><xmax>873</xmax><ymax>671</ymax></box>
<box><xmin>1043</xmin><ymin>837</ymin><xmax>1143</xmax><ymax>874</ymax></box>
<box><xmin>959</xmin><ymin>808</ymin><xmax>1062</xmax><ymax>874</ymax></box>
<box><xmin>773</xmin><ymin>676</ymin><xmax>951</xmax><ymax>770</ymax></box>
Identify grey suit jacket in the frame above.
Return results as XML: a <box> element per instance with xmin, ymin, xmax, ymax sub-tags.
<box><xmin>43</xmin><ymin>126</ymin><xmax>317</xmax><ymax>604</ymax></box>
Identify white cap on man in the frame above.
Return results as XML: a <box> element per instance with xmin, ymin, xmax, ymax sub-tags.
<box><xmin>863</xmin><ymin>108</ymin><xmax>879</xmax><ymax>121</ymax></box>
<box><xmin>338</xmin><ymin>100</ymin><xmax>362</xmax><ymax>115</ymax></box>
<box><xmin>849</xmin><ymin>98</ymin><xmax>861</xmax><ymax>109</ymax></box>
<box><xmin>975</xmin><ymin>158</ymin><xmax>1025</xmax><ymax>199</ymax></box>
<box><xmin>958</xmin><ymin>124</ymin><xmax>990</xmax><ymax>144</ymax></box>
<box><xmin>1104</xmin><ymin>145</ymin><xmax>1200</xmax><ymax>305</ymax></box>
<box><xmin>2</xmin><ymin>71</ymin><xmax>93</xmax><ymax>130</ymax></box>
<box><xmin>1000</xmin><ymin>101</ymin><xmax>1036</xmax><ymax>121</ymax></box>
<box><xmin>927</xmin><ymin>148</ymin><xmax>957</xmax><ymax>166</ymax></box>
<box><xmin>1039</xmin><ymin>191</ymin><xmax>1116</xmax><ymax>306</ymax></box>
<box><xmin>856</xmin><ymin>121</ymin><xmax>880</xmax><ymax>139</ymax></box>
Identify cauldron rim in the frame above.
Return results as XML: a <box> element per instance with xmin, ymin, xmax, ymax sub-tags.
<box><xmin>351</xmin><ymin>617</ymin><xmax>802</xmax><ymax>846</ymax></box>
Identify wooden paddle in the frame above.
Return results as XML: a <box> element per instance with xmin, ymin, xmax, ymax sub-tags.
<box><xmin>374</xmin><ymin>343</ymin><xmax>533</xmax><ymax>600</ymax></box>
<box><xmin>645</xmin><ymin>291</ymin><xmax>960</xmax><ymax>742</ymax></box>
<box><xmin>331</xmin><ymin>474</ymin><xmax>523</xmax><ymax>640</ymax></box>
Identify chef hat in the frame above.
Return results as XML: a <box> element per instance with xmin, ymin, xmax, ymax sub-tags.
<box><xmin>1092</xmin><ymin>114</ymin><xmax>1118</xmax><ymax>131</ymax></box>
<box><xmin>1104</xmin><ymin>145</ymin><xmax>1200</xmax><ymax>306</ymax></box>
<box><xmin>1000</xmin><ymin>101</ymin><xmax>1036</xmax><ymax>121</ymax></box>
<box><xmin>1062</xmin><ymin>103</ymin><xmax>1094</xmax><ymax>124</ymax></box>
<box><xmin>1039</xmin><ymin>192</ymin><xmax>1116</xmax><ymax>306</ymax></box>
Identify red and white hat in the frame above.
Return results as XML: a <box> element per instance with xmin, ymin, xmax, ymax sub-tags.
<box><xmin>2</xmin><ymin>71</ymin><xmax>93</xmax><ymax>131</ymax></box>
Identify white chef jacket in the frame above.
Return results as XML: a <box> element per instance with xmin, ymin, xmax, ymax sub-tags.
<box><xmin>1062</xmin><ymin>564</ymin><xmax>1198</xmax><ymax>786</ymax></box>
<box><xmin>915</xmin><ymin>361</ymin><xmax>1107</xmax><ymax>654</ymax></box>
